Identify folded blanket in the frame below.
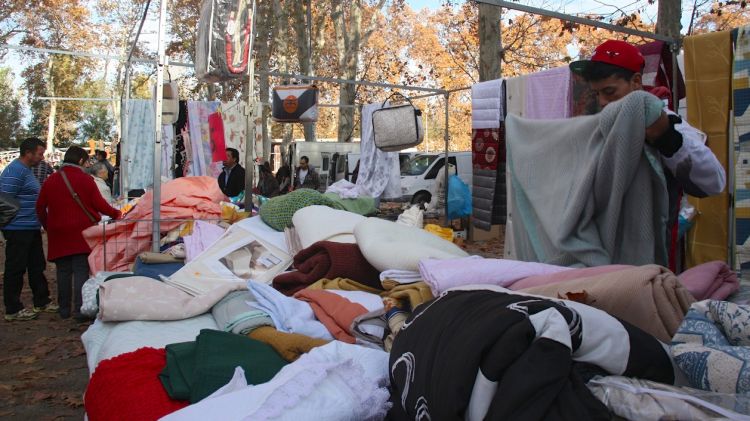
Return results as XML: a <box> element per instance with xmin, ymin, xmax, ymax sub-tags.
<box><xmin>273</xmin><ymin>241</ymin><xmax>381</xmax><ymax>296</ymax></box>
<box><xmin>85</xmin><ymin>348</ymin><xmax>188</xmax><ymax>421</ymax></box>
<box><xmin>380</xmin><ymin>269</ymin><xmax>422</xmax><ymax>286</ymax></box>
<box><xmin>248</xmin><ymin>326</ymin><xmax>330</xmax><ymax>362</ymax></box>
<box><xmin>389</xmin><ymin>286</ymin><xmax>674</xmax><ymax>420</ymax></box>
<box><xmin>419</xmin><ymin>256</ymin><xmax>572</xmax><ymax>295</ymax></box>
<box><xmin>292</xmin><ymin>205</ymin><xmax>365</xmax><ymax>249</ymax></box>
<box><xmin>98</xmin><ymin>276</ymin><xmax>245</xmax><ymax>322</ymax></box>
<box><xmin>211</xmin><ymin>291</ymin><xmax>274</xmax><ymax>334</ymax></box>
<box><xmin>471</xmin><ymin>79</ymin><xmax>504</xmax><ymax>129</ymax></box>
<box><xmin>509</xmin><ymin>265</ymin><xmax>631</xmax><ymax>290</ymax></box>
<box><xmin>678</xmin><ymin>261</ymin><xmax>740</xmax><ymax>300</ymax></box>
<box><xmin>139</xmin><ymin>251</ymin><xmax>183</xmax><ymax>264</ymax></box>
<box><xmin>161</xmin><ymin>341</ymin><xmax>391</xmax><ymax>421</ymax></box>
<box><xmin>354</xmin><ymin>218</ymin><xmax>468</xmax><ymax>272</ymax></box>
<box><xmin>247</xmin><ymin>281</ymin><xmax>334</xmax><ymax>340</ymax></box>
<box><xmin>159</xmin><ymin>329</ymin><xmax>288</xmax><ymax>403</ymax></box>
<box><xmin>507</xmin><ymin>90</ymin><xmax>669</xmax><ymax>267</ymax></box>
<box><xmin>80</xmin><ymin>272</ymin><xmax>133</xmax><ymax>317</ymax></box>
<box><xmin>307</xmin><ymin>277</ymin><xmax>383</xmax><ymax>295</ymax></box>
<box><xmin>294</xmin><ymin>289</ymin><xmax>372</xmax><ymax>343</ymax></box>
<box><xmin>260</xmin><ymin>188</ymin><xmax>340</xmax><ymax>231</ymax></box>
<box><xmin>382</xmin><ymin>281</ymin><xmax>434</xmax><ymax>311</ymax></box>
<box><xmin>521</xmin><ymin>265</ymin><xmax>695</xmax><ymax>342</ymax></box>
<box><xmin>671</xmin><ymin>300</ymin><xmax>750</xmax><ymax>394</ymax></box>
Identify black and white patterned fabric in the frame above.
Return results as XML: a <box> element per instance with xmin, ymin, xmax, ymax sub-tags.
<box><xmin>388</xmin><ymin>286</ymin><xmax>674</xmax><ymax>420</ymax></box>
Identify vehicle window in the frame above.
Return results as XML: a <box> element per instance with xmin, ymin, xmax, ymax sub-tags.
<box><xmin>425</xmin><ymin>157</ymin><xmax>457</xmax><ymax>180</ymax></box>
<box><xmin>402</xmin><ymin>155</ymin><xmax>437</xmax><ymax>176</ymax></box>
<box><xmin>321</xmin><ymin>154</ymin><xmax>330</xmax><ymax>171</ymax></box>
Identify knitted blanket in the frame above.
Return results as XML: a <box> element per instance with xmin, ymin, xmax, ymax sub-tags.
<box><xmin>259</xmin><ymin>189</ymin><xmax>339</xmax><ymax>231</ymax></box>
<box><xmin>506</xmin><ymin>90</ymin><xmax>669</xmax><ymax>267</ymax></box>
<box><xmin>272</xmin><ymin>241</ymin><xmax>381</xmax><ymax>296</ymax></box>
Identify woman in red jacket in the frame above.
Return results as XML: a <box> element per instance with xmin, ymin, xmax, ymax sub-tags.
<box><xmin>36</xmin><ymin>146</ymin><xmax>121</xmax><ymax>320</ymax></box>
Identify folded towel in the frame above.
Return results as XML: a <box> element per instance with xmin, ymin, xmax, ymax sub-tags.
<box><xmin>211</xmin><ymin>291</ymin><xmax>274</xmax><ymax>335</ymax></box>
<box><xmin>248</xmin><ymin>326</ymin><xmax>330</xmax><ymax>362</ymax></box>
<box><xmin>419</xmin><ymin>256</ymin><xmax>571</xmax><ymax>296</ymax></box>
<box><xmin>677</xmin><ymin>261</ymin><xmax>740</xmax><ymax>300</ymax></box>
<box><xmin>382</xmin><ymin>281</ymin><xmax>434</xmax><ymax>311</ymax></box>
<box><xmin>294</xmin><ymin>289</ymin><xmax>372</xmax><ymax>343</ymax></box>
<box><xmin>380</xmin><ymin>269</ymin><xmax>423</xmax><ymax>286</ymax></box>
<box><xmin>273</xmin><ymin>241</ymin><xmax>381</xmax><ymax>296</ymax></box>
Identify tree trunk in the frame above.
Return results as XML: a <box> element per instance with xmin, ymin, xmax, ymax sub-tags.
<box><xmin>293</xmin><ymin>0</ymin><xmax>316</xmax><ymax>142</ymax></box>
<box><xmin>656</xmin><ymin>0</ymin><xmax>682</xmax><ymax>40</ymax></box>
<box><xmin>478</xmin><ymin>3</ymin><xmax>502</xmax><ymax>81</ymax></box>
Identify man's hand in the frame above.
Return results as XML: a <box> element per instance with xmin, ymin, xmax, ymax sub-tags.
<box><xmin>645</xmin><ymin>111</ymin><xmax>670</xmax><ymax>145</ymax></box>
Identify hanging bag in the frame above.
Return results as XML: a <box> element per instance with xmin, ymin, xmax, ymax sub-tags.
<box><xmin>271</xmin><ymin>85</ymin><xmax>319</xmax><ymax>123</ymax></box>
<box><xmin>372</xmin><ymin>92</ymin><xmax>424</xmax><ymax>152</ymax></box>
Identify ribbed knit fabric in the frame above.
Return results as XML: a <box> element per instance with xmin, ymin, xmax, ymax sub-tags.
<box><xmin>273</xmin><ymin>241</ymin><xmax>381</xmax><ymax>296</ymax></box>
<box><xmin>85</xmin><ymin>347</ymin><xmax>188</xmax><ymax>421</ymax></box>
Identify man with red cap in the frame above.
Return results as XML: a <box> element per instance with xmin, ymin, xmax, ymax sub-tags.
<box><xmin>570</xmin><ymin>40</ymin><xmax>725</xmax><ymax>266</ymax></box>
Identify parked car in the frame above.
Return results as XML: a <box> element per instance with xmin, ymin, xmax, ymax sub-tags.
<box><xmin>400</xmin><ymin>152</ymin><xmax>472</xmax><ymax>204</ymax></box>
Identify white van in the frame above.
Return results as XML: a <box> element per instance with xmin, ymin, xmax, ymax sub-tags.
<box><xmin>278</xmin><ymin>141</ymin><xmax>361</xmax><ymax>191</ymax></box>
<box><xmin>400</xmin><ymin>152</ymin><xmax>472</xmax><ymax>204</ymax></box>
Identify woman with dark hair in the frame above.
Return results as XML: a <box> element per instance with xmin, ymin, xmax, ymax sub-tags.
<box><xmin>275</xmin><ymin>164</ymin><xmax>292</xmax><ymax>195</ymax></box>
<box><xmin>256</xmin><ymin>161</ymin><xmax>280</xmax><ymax>198</ymax></box>
<box><xmin>36</xmin><ymin>146</ymin><xmax>121</xmax><ymax>320</ymax></box>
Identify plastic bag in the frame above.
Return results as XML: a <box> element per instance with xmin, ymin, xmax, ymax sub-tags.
<box><xmin>397</xmin><ymin>205</ymin><xmax>424</xmax><ymax>228</ymax></box>
<box><xmin>447</xmin><ymin>175</ymin><xmax>472</xmax><ymax>220</ymax></box>
<box><xmin>0</xmin><ymin>192</ymin><xmax>20</xmax><ymax>227</ymax></box>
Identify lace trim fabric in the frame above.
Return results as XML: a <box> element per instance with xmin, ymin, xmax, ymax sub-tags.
<box><xmin>245</xmin><ymin>358</ymin><xmax>391</xmax><ymax>420</ymax></box>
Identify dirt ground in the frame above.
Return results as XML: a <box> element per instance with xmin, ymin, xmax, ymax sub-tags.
<box><xmin>0</xmin><ymin>234</ymin><xmax>89</xmax><ymax>420</ymax></box>
<box><xmin>0</xmin><ymin>221</ymin><xmax>504</xmax><ymax>420</ymax></box>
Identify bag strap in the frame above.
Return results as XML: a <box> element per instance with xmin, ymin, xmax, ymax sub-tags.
<box><xmin>60</xmin><ymin>170</ymin><xmax>98</xmax><ymax>223</ymax></box>
<box><xmin>380</xmin><ymin>91</ymin><xmax>414</xmax><ymax>109</ymax></box>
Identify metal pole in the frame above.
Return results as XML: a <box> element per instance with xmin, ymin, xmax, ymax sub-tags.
<box><xmin>443</xmin><ymin>93</ymin><xmax>450</xmax><ymax>226</ymax></box>
<box><xmin>243</xmin><ymin>0</ymin><xmax>258</xmax><ymax>211</ymax></box>
<box><xmin>475</xmin><ymin>0</ymin><xmax>676</xmax><ymax>43</ymax></box>
<box><xmin>670</xmin><ymin>42</ymin><xmax>680</xmax><ymax>113</ymax></box>
<box><xmin>151</xmin><ymin>0</ymin><xmax>168</xmax><ymax>252</ymax></box>
<box><xmin>122</xmin><ymin>67</ymin><xmax>131</xmax><ymax>198</ymax></box>
<box><xmin>729</xmin><ymin>117</ymin><xmax>736</xmax><ymax>270</ymax></box>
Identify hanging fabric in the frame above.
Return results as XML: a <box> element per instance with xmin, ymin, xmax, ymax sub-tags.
<box><xmin>187</xmin><ymin>101</ymin><xmax>221</xmax><ymax>177</ymax></box>
<box><xmin>470</xmin><ymin>79</ymin><xmax>506</xmax><ymax>231</ymax></box>
<box><xmin>684</xmin><ymin>31</ymin><xmax>732</xmax><ymax>267</ymax></box>
<box><xmin>733</xmin><ymin>26</ymin><xmax>750</xmax><ymax>280</ymax></box>
<box><xmin>162</xmin><ymin>125</ymin><xmax>175</xmax><ymax>181</ymax></box>
<box><xmin>355</xmin><ymin>103</ymin><xmax>401</xmax><ymax>200</ymax></box>
<box><xmin>125</xmin><ymin>99</ymin><xmax>155</xmax><ymax>191</ymax></box>
<box><xmin>271</xmin><ymin>85</ymin><xmax>319</xmax><ymax>123</ymax></box>
<box><xmin>208</xmin><ymin>112</ymin><xmax>228</xmax><ymax>162</ymax></box>
<box><xmin>174</xmin><ymin>101</ymin><xmax>189</xmax><ymax>178</ymax></box>
<box><xmin>221</xmin><ymin>101</ymin><xmax>248</xmax><ymax>161</ymax></box>
<box><xmin>524</xmin><ymin>66</ymin><xmax>572</xmax><ymax>119</ymax></box>
<box><xmin>195</xmin><ymin>0</ymin><xmax>256</xmax><ymax>83</ymax></box>
<box><xmin>637</xmin><ymin>41</ymin><xmax>686</xmax><ymax>111</ymax></box>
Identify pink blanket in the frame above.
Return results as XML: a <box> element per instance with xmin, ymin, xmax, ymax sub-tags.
<box><xmin>677</xmin><ymin>261</ymin><xmax>739</xmax><ymax>300</ymax></box>
<box><xmin>509</xmin><ymin>265</ymin><xmax>632</xmax><ymax>290</ymax></box>
<box><xmin>84</xmin><ymin>176</ymin><xmax>225</xmax><ymax>273</ymax></box>
<box><xmin>419</xmin><ymin>256</ymin><xmax>572</xmax><ymax>295</ymax></box>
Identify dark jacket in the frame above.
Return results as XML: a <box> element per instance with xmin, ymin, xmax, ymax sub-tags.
<box><xmin>294</xmin><ymin>166</ymin><xmax>320</xmax><ymax>191</ymax></box>
<box><xmin>218</xmin><ymin>164</ymin><xmax>246</xmax><ymax>197</ymax></box>
<box><xmin>257</xmin><ymin>172</ymin><xmax>280</xmax><ymax>197</ymax></box>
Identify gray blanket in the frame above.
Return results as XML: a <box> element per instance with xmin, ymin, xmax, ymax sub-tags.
<box><xmin>211</xmin><ymin>290</ymin><xmax>274</xmax><ymax>335</ymax></box>
<box><xmin>506</xmin><ymin>90</ymin><xmax>668</xmax><ymax>267</ymax></box>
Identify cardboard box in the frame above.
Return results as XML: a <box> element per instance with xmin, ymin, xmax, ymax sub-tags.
<box><xmin>469</xmin><ymin>223</ymin><xmax>502</xmax><ymax>242</ymax></box>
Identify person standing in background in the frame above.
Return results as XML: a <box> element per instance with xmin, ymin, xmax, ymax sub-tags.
<box><xmin>31</xmin><ymin>156</ymin><xmax>55</xmax><ymax>187</ymax></box>
<box><xmin>0</xmin><ymin>137</ymin><xmax>56</xmax><ymax>321</ymax></box>
<box><xmin>36</xmin><ymin>146</ymin><xmax>121</xmax><ymax>320</ymax></box>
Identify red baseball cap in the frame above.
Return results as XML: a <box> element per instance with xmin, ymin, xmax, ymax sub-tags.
<box><xmin>569</xmin><ymin>40</ymin><xmax>645</xmax><ymax>75</ymax></box>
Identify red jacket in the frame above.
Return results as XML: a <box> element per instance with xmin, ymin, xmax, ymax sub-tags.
<box><xmin>36</xmin><ymin>165</ymin><xmax>121</xmax><ymax>261</ymax></box>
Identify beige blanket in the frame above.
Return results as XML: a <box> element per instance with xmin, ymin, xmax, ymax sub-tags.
<box><xmin>521</xmin><ymin>265</ymin><xmax>694</xmax><ymax>342</ymax></box>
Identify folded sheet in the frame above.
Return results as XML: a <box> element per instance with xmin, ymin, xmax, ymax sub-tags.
<box><xmin>678</xmin><ymin>261</ymin><xmax>740</xmax><ymax>300</ymax></box>
<box><xmin>211</xmin><ymin>290</ymin><xmax>274</xmax><ymax>335</ymax></box>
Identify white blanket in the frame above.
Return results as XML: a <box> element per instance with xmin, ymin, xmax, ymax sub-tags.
<box><xmin>81</xmin><ymin>314</ymin><xmax>217</xmax><ymax>375</ymax></box>
<box><xmin>292</xmin><ymin>206</ymin><xmax>364</xmax><ymax>249</ymax></box>
<box><xmin>161</xmin><ymin>341</ymin><xmax>390</xmax><ymax>421</ymax></box>
<box><xmin>354</xmin><ymin>103</ymin><xmax>402</xmax><ymax>200</ymax></box>
<box><xmin>472</xmin><ymin>79</ymin><xmax>504</xmax><ymax>129</ymax></box>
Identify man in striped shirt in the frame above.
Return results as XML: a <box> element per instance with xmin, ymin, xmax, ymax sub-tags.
<box><xmin>0</xmin><ymin>138</ymin><xmax>57</xmax><ymax>321</ymax></box>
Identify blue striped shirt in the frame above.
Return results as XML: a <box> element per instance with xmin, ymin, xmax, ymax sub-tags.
<box><xmin>0</xmin><ymin>159</ymin><xmax>41</xmax><ymax>230</ymax></box>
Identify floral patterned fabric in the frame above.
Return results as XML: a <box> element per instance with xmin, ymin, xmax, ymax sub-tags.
<box><xmin>671</xmin><ymin>300</ymin><xmax>750</xmax><ymax>394</ymax></box>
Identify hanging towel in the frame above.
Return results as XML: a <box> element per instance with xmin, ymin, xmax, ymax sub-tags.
<box><xmin>124</xmin><ymin>100</ymin><xmax>155</xmax><ymax>191</ymax></box>
<box><xmin>524</xmin><ymin>66</ymin><xmax>572</xmax><ymax>119</ymax></box>
<box><xmin>507</xmin><ymin>90</ymin><xmax>669</xmax><ymax>267</ymax></box>
<box><xmin>221</xmin><ymin>101</ymin><xmax>248</xmax><ymax>160</ymax></box>
<box><xmin>471</xmin><ymin>79</ymin><xmax>504</xmax><ymax>129</ymax></box>
<box><xmin>503</xmin><ymin>75</ymin><xmax>527</xmax><ymax>259</ymax></box>
<box><xmin>684</xmin><ymin>31</ymin><xmax>731</xmax><ymax>266</ymax></box>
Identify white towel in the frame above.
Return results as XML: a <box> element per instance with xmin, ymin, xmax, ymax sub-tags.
<box><xmin>379</xmin><ymin>269</ymin><xmax>423</xmax><ymax>285</ymax></box>
<box><xmin>471</xmin><ymin>79</ymin><xmax>504</xmax><ymax>129</ymax></box>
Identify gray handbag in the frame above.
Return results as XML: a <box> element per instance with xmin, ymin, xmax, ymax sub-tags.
<box><xmin>372</xmin><ymin>93</ymin><xmax>424</xmax><ymax>152</ymax></box>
